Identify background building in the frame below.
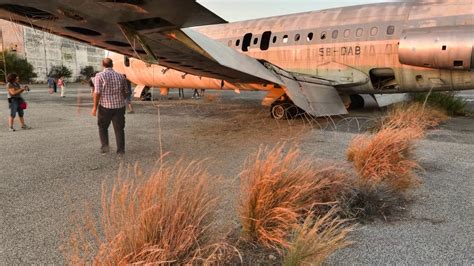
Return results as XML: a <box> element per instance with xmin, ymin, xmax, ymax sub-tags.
<box><xmin>0</xmin><ymin>19</ymin><xmax>104</xmax><ymax>82</ymax></box>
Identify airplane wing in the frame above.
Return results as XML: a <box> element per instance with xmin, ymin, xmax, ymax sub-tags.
<box><xmin>0</xmin><ymin>0</ymin><xmax>347</xmax><ymax>117</ymax></box>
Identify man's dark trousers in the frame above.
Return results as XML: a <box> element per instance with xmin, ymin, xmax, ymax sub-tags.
<box><xmin>98</xmin><ymin>105</ymin><xmax>126</xmax><ymax>153</ymax></box>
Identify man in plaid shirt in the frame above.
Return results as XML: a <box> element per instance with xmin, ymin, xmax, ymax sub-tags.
<box><xmin>91</xmin><ymin>58</ymin><xmax>129</xmax><ymax>155</ymax></box>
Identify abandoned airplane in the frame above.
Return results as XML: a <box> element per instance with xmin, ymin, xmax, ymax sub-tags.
<box><xmin>0</xmin><ymin>0</ymin><xmax>473</xmax><ymax>119</ymax></box>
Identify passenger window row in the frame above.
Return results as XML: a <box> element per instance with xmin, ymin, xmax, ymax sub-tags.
<box><xmin>228</xmin><ymin>25</ymin><xmax>396</xmax><ymax>52</ymax></box>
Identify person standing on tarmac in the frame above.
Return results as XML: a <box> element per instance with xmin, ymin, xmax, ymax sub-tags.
<box><xmin>123</xmin><ymin>74</ymin><xmax>134</xmax><ymax>114</ymax></box>
<box><xmin>58</xmin><ymin>76</ymin><xmax>67</xmax><ymax>97</ymax></box>
<box><xmin>91</xmin><ymin>58</ymin><xmax>129</xmax><ymax>156</ymax></box>
<box><xmin>6</xmin><ymin>73</ymin><xmax>31</xmax><ymax>131</ymax></box>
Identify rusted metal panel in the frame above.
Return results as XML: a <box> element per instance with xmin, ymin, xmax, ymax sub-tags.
<box><xmin>399</xmin><ymin>26</ymin><xmax>474</xmax><ymax>70</ymax></box>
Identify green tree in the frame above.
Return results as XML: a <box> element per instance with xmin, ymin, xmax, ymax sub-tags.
<box><xmin>80</xmin><ymin>65</ymin><xmax>95</xmax><ymax>79</ymax></box>
<box><xmin>0</xmin><ymin>50</ymin><xmax>37</xmax><ymax>83</ymax></box>
<box><xmin>48</xmin><ymin>65</ymin><xmax>72</xmax><ymax>79</ymax></box>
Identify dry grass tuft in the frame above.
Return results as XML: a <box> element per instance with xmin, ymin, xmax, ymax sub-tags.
<box><xmin>414</xmin><ymin>92</ymin><xmax>467</xmax><ymax>116</ymax></box>
<box><xmin>347</xmin><ymin>127</ymin><xmax>422</xmax><ymax>192</ymax></box>
<box><xmin>67</xmin><ymin>161</ymin><xmax>235</xmax><ymax>265</ymax></box>
<box><xmin>239</xmin><ymin>144</ymin><xmax>351</xmax><ymax>250</ymax></box>
<box><xmin>204</xmin><ymin>93</ymin><xmax>220</xmax><ymax>102</ymax></box>
<box><xmin>381</xmin><ymin>102</ymin><xmax>449</xmax><ymax>131</ymax></box>
<box><xmin>283</xmin><ymin>209</ymin><xmax>354</xmax><ymax>266</ymax></box>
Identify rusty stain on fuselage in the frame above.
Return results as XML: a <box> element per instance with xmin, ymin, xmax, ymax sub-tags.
<box><xmin>113</xmin><ymin>0</ymin><xmax>474</xmax><ymax>94</ymax></box>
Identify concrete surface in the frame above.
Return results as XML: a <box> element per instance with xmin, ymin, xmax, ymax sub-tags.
<box><xmin>0</xmin><ymin>84</ymin><xmax>473</xmax><ymax>264</ymax></box>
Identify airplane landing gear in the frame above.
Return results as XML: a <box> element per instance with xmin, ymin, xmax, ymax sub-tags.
<box><xmin>349</xmin><ymin>94</ymin><xmax>365</xmax><ymax>109</ymax></box>
<box><xmin>270</xmin><ymin>102</ymin><xmax>300</xmax><ymax>120</ymax></box>
<box><xmin>140</xmin><ymin>87</ymin><xmax>152</xmax><ymax>101</ymax></box>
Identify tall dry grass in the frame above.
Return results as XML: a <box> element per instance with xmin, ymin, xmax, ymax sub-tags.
<box><xmin>381</xmin><ymin>102</ymin><xmax>449</xmax><ymax>131</ymax></box>
<box><xmin>67</xmin><ymin>161</ymin><xmax>233</xmax><ymax>265</ymax></box>
<box><xmin>239</xmin><ymin>144</ymin><xmax>351</xmax><ymax>250</ymax></box>
<box><xmin>347</xmin><ymin>127</ymin><xmax>422</xmax><ymax>192</ymax></box>
<box><xmin>283</xmin><ymin>209</ymin><xmax>353</xmax><ymax>266</ymax></box>
<box><xmin>414</xmin><ymin>92</ymin><xmax>467</xmax><ymax>116</ymax></box>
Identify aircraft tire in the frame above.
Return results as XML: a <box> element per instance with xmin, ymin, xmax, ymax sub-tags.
<box><xmin>140</xmin><ymin>87</ymin><xmax>152</xmax><ymax>101</ymax></box>
<box><xmin>271</xmin><ymin>102</ymin><xmax>298</xmax><ymax>120</ymax></box>
<box><xmin>349</xmin><ymin>94</ymin><xmax>365</xmax><ymax>109</ymax></box>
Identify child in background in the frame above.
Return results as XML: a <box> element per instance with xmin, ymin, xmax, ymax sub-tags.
<box><xmin>58</xmin><ymin>77</ymin><xmax>66</xmax><ymax>97</ymax></box>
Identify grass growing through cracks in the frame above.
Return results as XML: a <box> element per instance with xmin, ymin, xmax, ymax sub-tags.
<box><xmin>380</xmin><ymin>102</ymin><xmax>449</xmax><ymax>132</ymax></box>
<box><xmin>413</xmin><ymin>92</ymin><xmax>467</xmax><ymax>116</ymax></box>
<box><xmin>239</xmin><ymin>144</ymin><xmax>351</xmax><ymax>250</ymax></box>
<box><xmin>67</xmin><ymin>161</ymin><xmax>235</xmax><ymax>265</ymax></box>
<box><xmin>347</xmin><ymin>127</ymin><xmax>422</xmax><ymax>192</ymax></box>
<box><xmin>283</xmin><ymin>209</ymin><xmax>353</xmax><ymax>266</ymax></box>
<box><xmin>345</xmin><ymin>102</ymin><xmax>445</xmax><ymax>221</ymax></box>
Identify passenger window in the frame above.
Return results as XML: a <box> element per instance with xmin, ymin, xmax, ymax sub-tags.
<box><xmin>344</xmin><ymin>29</ymin><xmax>351</xmax><ymax>38</ymax></box>
<box><xmin>260</xmin><ymin>31</ymin><xmax>272</xmax><ymax>51</ymax></box>
<box><xmin>370</xmin><ymin>27</ymin><xmax>378</xmax><ymax>36</ymax></box>
<box><xmin>320</xmin><ymin>32</ymin><xmax>327</xmax><ymax>40</ymax></box>
<box><xmin>387</xmin><ymin>25</ymin><xmax>395</xmax><ymax>35</ymax></box>
<box><xmin>307</xmin><ymin>32</ymin><xmax>314</xmax><ymax>41</ymax></box>
<box><xmin>242</xmin><ymin>33</ymin><xmax>252</xmax><ymax>52</ymax></box>
<box><xmin>228</xmin><ymin>40</ymin><xmax>232</xmax><ymax>47</ymax></box>
<box><xmin>283</xmin><ymin>35</ymin><xmax>289</xmax><ymax>43</ymax></box>
<box><xmin>295</xmin><ymin>34</ymin><xmax>301</xmax><ymax>42</ymax></box>
<box><xmin>332</xmin><ymin>30</ymin><xmax>338</xmax><ymax>39</ymax></box>
<box><xmin>273</xmin><ymin>36</ymin><xmax>278</xmax><ymax>43</ymax></box>
<box><xmin>235</xmin><ymin>39</ymin><xmax>240</xmax><ymax>47</ymax></box>
<box><xmin>253</xmin><ymin>37</ymin><xmax>259</xmax><ymax>45</ymax></box>
<box><xmin>356</xmin><ymin>28</ymin><xmax>363</xmax><ymax>37</ymax></box>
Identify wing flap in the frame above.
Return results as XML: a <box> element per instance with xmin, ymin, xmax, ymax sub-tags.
<box><xmin>267</xmin><ymin>65</ymin><xmax>348</xmax><ymax>117</ymax></box>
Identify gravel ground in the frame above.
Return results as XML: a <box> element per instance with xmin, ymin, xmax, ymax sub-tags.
<box><xmin>0</xmin><ymin>84</ymin><xmax>473</xmax><ymax>264</ymax></box>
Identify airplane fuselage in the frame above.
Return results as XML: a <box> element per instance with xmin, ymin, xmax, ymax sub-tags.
<box><xmin>114</xmin><ymin>0</ymin><xmax>474</xmax><ymax>96</ymax></box>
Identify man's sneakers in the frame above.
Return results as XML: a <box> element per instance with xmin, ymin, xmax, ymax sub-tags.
<box><xmin>100</xmin><ymin>146</ymin><xmax>110</xmax><ymax>155</ymax></box>
<box><xmin>9</xmin><ymin>127</ymin><xmax>15</xmax><ymax>132</ymax></box>
<box><xmin>21</xmin><ymin>125</ymin><xmax>31</xmax><ymax>130</ymax></box>
<box><xmin>117</xmin><ymin>152</ymin><xmax>125</xmax><ymax>160</ymax></box>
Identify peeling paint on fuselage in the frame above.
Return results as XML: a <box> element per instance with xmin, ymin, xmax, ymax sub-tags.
<box><xmin>117</xmin><ymin>0</ymin><xmax>474</xmax><ymax>94</ymax></box>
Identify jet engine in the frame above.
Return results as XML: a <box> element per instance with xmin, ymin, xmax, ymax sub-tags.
<box><xmin>399</xmin><ymin>26</ymin><xmax>474</xmax><ymax>70</ymax></box>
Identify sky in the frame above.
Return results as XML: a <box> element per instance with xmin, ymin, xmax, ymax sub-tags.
<box><xmin>198</xmin><ymin>0</ymin><xmax>396</xmax><ymax>22</ymax></box>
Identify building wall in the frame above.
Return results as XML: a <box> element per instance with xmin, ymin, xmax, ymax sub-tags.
<box><xmin>1</xmin><ymin>19</ymin><xmax>104</xmax><ymax>82</ymax></box>
<box><xmin>0</xmin><ymin>20</ymin><xmax>25</xmax><ymax>56</ymax></box>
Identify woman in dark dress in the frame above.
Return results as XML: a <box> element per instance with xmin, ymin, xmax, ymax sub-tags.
<box><xmin>6</xmin><ymin>73</ymin><xmax>31</xmax><ymax>131</ymax></box>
